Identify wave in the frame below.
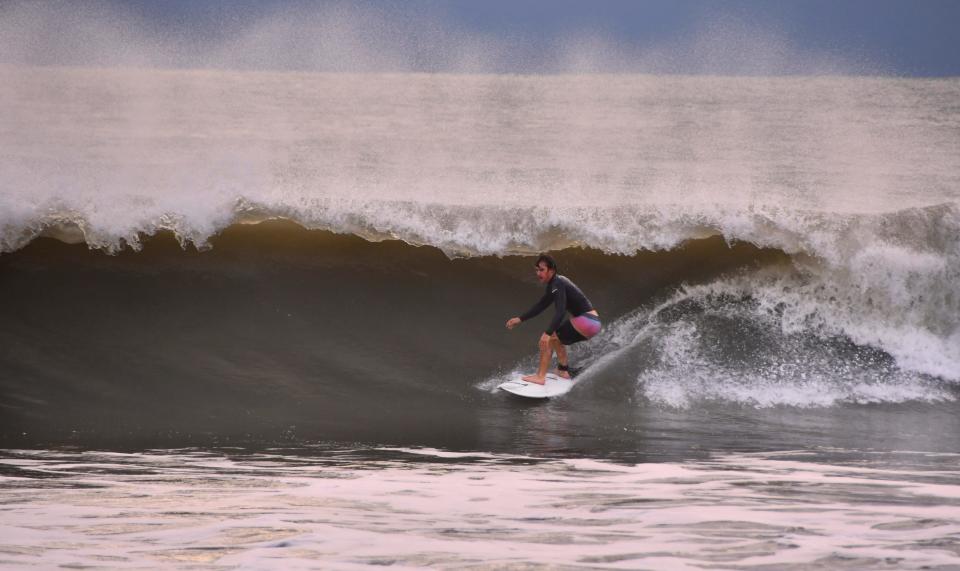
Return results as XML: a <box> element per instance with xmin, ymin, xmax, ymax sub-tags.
<box><xmin>6</xmin><ymin>195</ymin><xmax>959</xmax><ymax>256</ymax></box>
<box><xmin>0</xmin><ymin>225</ymin><xmax>784</xmax><ymax>441</ymax></box>
<box><xmin>0</xmin><ymin>202</ymin><xmax>956</xmax><ymax>421</ymax></box>
<box><xmin>5</xmin><ymin>198</ymin><xmax>959</xmax><ymax>380</ymax></box>
<box><xmin>4</xmin><ymin>200</ymin><xmax>960</xmax><ymax>386</ymax></box>
<box><xmin>0</xmin><ymin>212</ymin><xmax>957</xmax><ymax>450</ymax></box>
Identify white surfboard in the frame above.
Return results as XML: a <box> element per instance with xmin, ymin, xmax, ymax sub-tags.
<box><xmin>498</xmin><ymin>373</ymin><xmax>576</xmax><ymax>399</ymax></box>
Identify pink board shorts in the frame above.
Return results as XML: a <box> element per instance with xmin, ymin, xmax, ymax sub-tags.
<box><xmin>557</xmin><ymin>313</ymin><xmax>602</xmax><ymax>345</ymax></box>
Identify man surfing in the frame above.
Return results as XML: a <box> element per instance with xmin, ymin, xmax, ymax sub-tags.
<box><xmin>505</xmin><ymin>254</ymin><xmax>602</xmax><ymax>385</ymax></box>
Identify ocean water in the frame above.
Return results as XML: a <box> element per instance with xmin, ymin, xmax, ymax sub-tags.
<box><xmin>2</xmin><ymin>447</ymin><xmax>960</xmax><ymax>570</ymax></box>
<box><xmin>1</xmin><ymin>66</ymin><xmax>959</xmax><ymax>568</ymax></box>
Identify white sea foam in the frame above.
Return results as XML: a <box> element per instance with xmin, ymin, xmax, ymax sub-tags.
<box><xmin>2</xmin><ymin>448</ymin><xmax>960</xmax><ymax>570</ymax></box>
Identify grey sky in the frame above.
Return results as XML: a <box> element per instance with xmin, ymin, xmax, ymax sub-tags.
<box><xmin>3</xmin><ymin>0</ymin><xmax>958</xmax><ymax>76</ymax></box>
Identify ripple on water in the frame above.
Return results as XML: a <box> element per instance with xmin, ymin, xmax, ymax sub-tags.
<box><xmin>0</xmin><ymin>448</ymin><xmax>958</xmax><ymax>570</ymax></box>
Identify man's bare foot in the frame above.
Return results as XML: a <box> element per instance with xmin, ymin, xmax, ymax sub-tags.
<box><xmin>552</xmin><ymin>369</ymin><xmax>572</xmax><ymax>379</ymax></box>
<box><xmin>521</xmin><ymin>374</ymin><xmax>546</xmax><ymax>385</ymax></box>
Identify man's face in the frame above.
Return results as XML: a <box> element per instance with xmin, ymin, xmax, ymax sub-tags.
<box><xmin>535</xmin><ymin>262</ymin><xmax>554</xmax><ymax>284</ymax></box>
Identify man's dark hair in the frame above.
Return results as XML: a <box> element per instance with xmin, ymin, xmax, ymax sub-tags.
<box><xmin>535</xmin><ymin>253</ymin><xmax>558</xmax><ymax>272</ymax></box>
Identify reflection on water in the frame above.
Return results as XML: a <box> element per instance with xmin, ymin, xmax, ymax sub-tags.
<box><xmin>1</xmin><ymin>447</ymin><xmax>958</xmax><ymax>570</ymax></box>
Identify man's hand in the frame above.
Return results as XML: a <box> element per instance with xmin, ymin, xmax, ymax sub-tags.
<box><xmin>505</xmin><ymin>317</ymin><xmax>521</xmax><ymax>330</ymax></box>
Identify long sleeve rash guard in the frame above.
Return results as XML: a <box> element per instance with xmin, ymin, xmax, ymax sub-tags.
<box><xmin>519</xmin><ymin>275</ymin><xmax>595</xmax><ymax>335</ymax></box>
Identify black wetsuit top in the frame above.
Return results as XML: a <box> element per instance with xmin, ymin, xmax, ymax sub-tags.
<box><xmin>519</xmin><ymin>275</ymin><xmax>595</xmax><ymax>335</ymax></box>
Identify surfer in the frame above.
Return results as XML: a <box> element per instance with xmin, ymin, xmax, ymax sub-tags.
<box><xmin>505</xmin><ymin>254</ymin><xmax>601</xmax><ymax>385</ymax></box>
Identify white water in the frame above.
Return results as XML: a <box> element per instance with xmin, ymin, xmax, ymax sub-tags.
<box><xmin>2</xmin><ymin>447</ymin><xmax>959</xmax><ymax>570</ymax></box>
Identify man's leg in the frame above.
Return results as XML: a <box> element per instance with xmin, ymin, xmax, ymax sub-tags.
<box><xmin>522</xmin><ymin>334</ymin><xmax>556</xmax><ymax>384</ymax></box>
<box><xmin>552</xmin><ymin>337</ymin><xmax>571</xmax><ymax>379</ymax></box>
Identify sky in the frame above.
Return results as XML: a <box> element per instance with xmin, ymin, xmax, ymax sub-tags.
<box><xmin>2</xmin><ymin>0</ymin><xmax>959</xmax><ymax>76</ymax></box>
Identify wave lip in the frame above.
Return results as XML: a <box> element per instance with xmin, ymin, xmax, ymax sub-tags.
<box><xmin>5</xmin><ymin>197</ymin><xmax>958</xmax><ymax>256</ymax></box>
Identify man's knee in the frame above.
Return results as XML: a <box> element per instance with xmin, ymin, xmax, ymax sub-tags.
<box><xmin>539</xmin><ymin>335</ymin><xmax>556</xmax><ymax>350</ymax></box>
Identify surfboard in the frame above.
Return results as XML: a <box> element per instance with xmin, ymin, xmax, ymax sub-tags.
<box><xmin>498</xmin><ymin>373</ymin><xmax>576</xmax><ymax>399</ymax></box>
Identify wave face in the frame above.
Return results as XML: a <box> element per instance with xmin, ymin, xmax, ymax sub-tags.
<box><xmin>1</xmin><ymin>68</ymin><xmax>959</xmax><ymax>445</ymax></box>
